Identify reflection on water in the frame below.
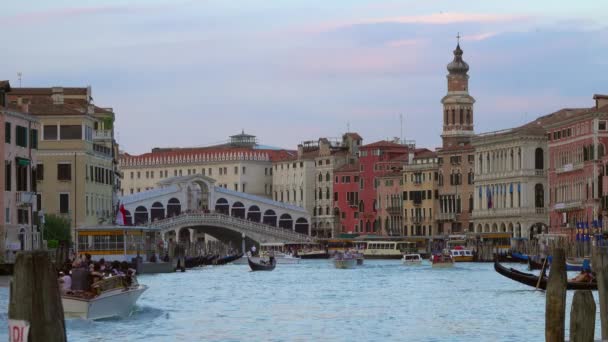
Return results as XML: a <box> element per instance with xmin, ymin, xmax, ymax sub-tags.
<box><xmin>0</xmin><ymin>261</ymin><xmax>602</xmax><ymax>341</ymax></box>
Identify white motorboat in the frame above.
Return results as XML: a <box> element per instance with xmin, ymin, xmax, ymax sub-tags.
<box><xmin>402</xmin><ymin>254</ymin><xmax>423</xmax><ymax>265</ymax></box>
<box><xmin>333</xmin><ymin>252</ymin><xmax>357</xmax><ymax>269</ymax></box>
<box><xmin>431</xmin><ymin>254</ymin><xmax>454</xmax><ymax>268</ymax></box>
<box><xmin>62</xmin><ymin>276</ymin><xmax>147</xmax><ymax>320</ymax></box>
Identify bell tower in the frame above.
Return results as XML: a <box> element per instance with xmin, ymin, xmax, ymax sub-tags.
<box><xmin>441</xmin><ymin>35</ymin><xmax>475</xmax><ymax>148</ymax></box>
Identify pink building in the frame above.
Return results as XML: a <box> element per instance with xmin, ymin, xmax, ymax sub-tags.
<box><xmin>547</xmin><ymin>95</ymin><xmax>608</xmax><ymax>239</ymax></box>
<box><xmin>0</xmin><ymin>81</ymin><xmax>40</xmax><ymax>261</ymax></box>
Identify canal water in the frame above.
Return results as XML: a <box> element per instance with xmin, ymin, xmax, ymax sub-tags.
<box><xmin>0</xmin><ymin>260</ymin><xmax>603</xmax><ymax>341</ymax></box>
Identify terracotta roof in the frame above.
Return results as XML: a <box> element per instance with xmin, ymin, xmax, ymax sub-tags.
<box><xmin>0</xmin><ymin>81</ymin><xmax>10</xmax><ymax>90</ymax></box>
<box><xmin>8</xmin><ymin>103</ymin><xmax>87</xmax><ymax>116</ymax></box>
<box><xmin>94</xmin><ymin>106</ymin><xmax>113</xmax><ymax>114</ymax></box>
<box><xmin>361</xmin><ymin>140</ymin><xmax>405</xmax><ymax>149</ymax></box>
<box><xmin>414</xmin><ymin>149</ymin><xmax>437</xmax><ymax>159</ymax></box>
<box><xmin>594</xmin><ymin>94</ymin><xmax>608</xmax><ymax>100</ymax></box>
<box><xmin>343</xmin><ymin>132</ymin><xmax>362</xmax><ymax>140</ymax></box>
<box><xmin>335</xmin><ymin>162</ymin><xmax>360</xmax><ymax>173</ymax></box>
<box><xmin>9</xmin><ymin>87</ymin><xmax>88</xmax><ymax>96</ymax></box>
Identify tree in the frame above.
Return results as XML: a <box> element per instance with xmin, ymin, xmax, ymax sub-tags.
<box><xmin>43</xmin><ymin>214</ymin><xmax>71</xmax><ymax>243</ymax></box>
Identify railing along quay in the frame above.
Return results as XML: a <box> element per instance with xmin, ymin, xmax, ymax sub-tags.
<box><xmin>150</xmin><ymin>212</ymin><xmax>316</xmax><ymax>243</ymax></box>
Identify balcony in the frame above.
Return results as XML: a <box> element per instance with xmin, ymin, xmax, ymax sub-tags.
<box><xmin>475</xmin><ymin>169</ymin><xmax>546</xmax><ymax>182</ymax></box>
<box><xmin>437</xmin><ymin>212</ymin><xmax>456</xmax><ymax>221</ymax></box>
<box><xmin>16</xmin><ymin>191</ymin><xmax>36</xmax><ymax>206</ymax></box>
<box><xmin>472</xmin><ymin>207</ymin><xmax>547</xmax><ymax>218</ymax></box>
<box><xmin>93</xmin><ymin>130</ymin><xmax>113</xmax><ymax>140</ymax></box>
<box><xmin>555</xmin><ymin>163</ymin><xmax>584</xmax><ymax>174</ymax></box>
<box><xmin>553</xmin><ymin>201</ymin><xmax>583</xmax><ymax>211</ymax></box>
<box><xmin>410</xmin><ymin>216</ymin><xmax>424</xmax><ymax>224</ymax></box>
<box><xmin>386</xmin><ymin>206</ymin><xmax>402</xmax><ymax>215</ymax></box>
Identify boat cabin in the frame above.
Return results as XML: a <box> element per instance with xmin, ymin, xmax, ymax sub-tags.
<box><xmin>76</xmin><ymin>226</ymin><xmax>162</xmax><ymax>262</ymax></box>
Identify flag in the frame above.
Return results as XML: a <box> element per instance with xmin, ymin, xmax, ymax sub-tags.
<box><xmin>116</xmin><ymin>203</ymin><xmax>127</xmax><ymax>226</ymax></box>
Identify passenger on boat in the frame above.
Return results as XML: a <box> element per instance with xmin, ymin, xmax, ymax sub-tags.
<box><xmin>58</xmin><ymin>271</ymin><xmax>72</xmax><ymax>294</ymax></box>
<box><xmin>571</xmin><ymin>269</ymin><xmax>594</xmax><ymax>283</ymax></box>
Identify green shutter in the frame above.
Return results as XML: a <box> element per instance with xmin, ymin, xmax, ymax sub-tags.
<box><xmin>30</xmin><ymin>129</ymin><xmax>38</xmax><ymax>149</ymax></box>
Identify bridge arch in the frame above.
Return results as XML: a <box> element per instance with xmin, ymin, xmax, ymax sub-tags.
<box><xmin>215</xmin><ymin>198</ymin><xmax>229</xmax><ymax>215</ymax></box>
<box><xmin>151</xmin><ymin>202</ymin><xmax>165</xmax><ymax>222</ymax></box>
<box><xmin>491</xmin><ymin>223</ymin><xmax>498</xmax><ymax>232</ymax></box>
<box><xmin>247</xmin><ymin>205</ymin><xmax>261</xmax><ymax>222</ymax></box>
<box><xmin>178</xmin><ymin>227</ymin><xmax>191</xmax><ymax>243</ymax></box>
<box><xmin>294</xmin><ymin>217</ymin><xmax>309</xmax><ymax>234</ymax></box>
<box><xmin>476</xmin><ymin>224</ymin><xmax>482</xmax><ymax>233</ymax></box>
<box><xmin>279</xmin><ymin>213</ymin><xmax>293</xmax><ymax>230</ymax></box>
<box><xmin>500</xmin><ymin>222</ymin><xmax>506</xmax><ymax>232</ymax></box>
<box><xmin>232</xmin><ymin>201</ymin><xmax>245</xmax><ymax>219</ymax></box>
<box><xmin>167</xmin><ymin>198</ymin><xmax>181</xmax><ymax>217</ymax></box>
<box><xmin>263</xmin><ymin>209</ymin><xmax>277</xmax><ymax>226</ymax></box>
<box><xmin>134</xmin><ymin>206</ymin><xmax>148</xmax><ymax>225</ymax></box>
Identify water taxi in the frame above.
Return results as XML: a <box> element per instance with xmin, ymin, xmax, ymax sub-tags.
<box><xmin>333</xmin><ymin>252</ymin><xmax>357</xmax><ymax>269</ymax></box>
<box><xmin>62</xmin><ymin>275</ymin><xmax>148</xmax><ymax>320</ymax></box>
<box><xmin>360</xmin><ymin>241</ymin><xmax>417</xmax><ymax>259</ymax></box>
<box><xmin>402</xmin><ymin>254</ymin><xmax>423</xmax><ymax>266</ymax></box>
<box><xmin>431</xmin><ymin>253</ymin><xmax>454</xmax><ymax>268</ymax></box>
<box><xmin>448</xmin><ymin>247</ymin><xmax>474</xmax><ymax>262</ymax></box>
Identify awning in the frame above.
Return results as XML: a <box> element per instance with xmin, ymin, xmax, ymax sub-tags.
<box><xmin>16</xmin><ymin>157</ymin><xmax>30</xmax><ymax>166</ymax></box>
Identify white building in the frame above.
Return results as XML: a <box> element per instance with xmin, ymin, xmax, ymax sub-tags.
<box><xmin>119</xmin><ymin>131</ymin><xmax>293</xmax><ymax>199</ymax></box>
<box><xmin>471</xmin><ymin>123</ymin><xmax>548</xmax><ymax>238</ymax></box>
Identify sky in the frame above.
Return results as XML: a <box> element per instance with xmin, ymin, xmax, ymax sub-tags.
<box><xmin>2</xmin><ymin>1</ymin><xmax>607</xmax><ymax>154</ymax></box>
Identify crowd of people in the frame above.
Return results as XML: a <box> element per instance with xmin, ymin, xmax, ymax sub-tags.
<box><xmin>58</xmin><ymin>253</ymin><xmax>137</xmax><ymax>296</ymax></box>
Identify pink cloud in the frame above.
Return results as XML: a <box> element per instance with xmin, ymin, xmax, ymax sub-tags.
<box><xmin>462</xmin><ymin>32</ymin><xmax>499</xmax><ymax>41</ymax></box>
<box><xmin>386</xmin><ymin>39</ymin><xmax>423</xmax><ymax>48</ymax></box>
<box><xmin>3</xmin><ymin>6</ymin><xmax>131</xmax><ymax>24</ymax></box>
<box><xmin>306</xmin><ymin>12</ymin><xmax>530</xmax><ymax>33</ymax></box>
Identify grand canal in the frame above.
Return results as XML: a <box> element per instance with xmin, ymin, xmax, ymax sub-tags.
<box><xmin>0</xmin><ymin>260</ymin><xmax>603</xmax><ymax>341</ymax></box>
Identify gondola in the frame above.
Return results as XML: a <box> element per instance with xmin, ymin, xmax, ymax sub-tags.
<box><xmin>528</xmin><ymin>258</ymin><xmax>544</xmax><ymax>270</ymax></box>
<box><xmin>248</xmin><ymin>256</ymin><xmax>276</xmax><ymax>272</ymax></box>
<box><xmin>494</xmin><ymin>261</ymin><xmax>597</xmax><ymax>290</ymax></box>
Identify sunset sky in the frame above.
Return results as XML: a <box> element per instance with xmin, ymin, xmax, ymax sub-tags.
<box><xmin>3</xmin><ymin>1</ymin><xmax>607</xmax><ymax>153</ymax></box>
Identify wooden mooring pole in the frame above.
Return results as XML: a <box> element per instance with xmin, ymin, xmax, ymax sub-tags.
<box><xmin>8</xmin><ymin>251</ymin><xmax>66</xmax><ymax>342</ymax></box>
<box><xmin>569</xmin><ymin>290</ymin><xmax>596</xmax><ymax>342</ymax></box>
<box><xmin>546</xmin><ymin>248</ymin><xmax>567</xmax><ymax>342</ymax></box>
<box><xmin>592</xmin><ymin>246</ymin><xmax>608</xmax><ymax>339</ymax></box>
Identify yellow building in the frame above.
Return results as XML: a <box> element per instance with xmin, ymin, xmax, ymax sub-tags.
<box><xmin>402</xmin><ymin>150</ymin><xmax>439</xmax><ymax>237</ymax></box>
<box><xmin>7</xmin><ymin>87</ymin><xmax>119</xmax><ymax>236</ymax></box>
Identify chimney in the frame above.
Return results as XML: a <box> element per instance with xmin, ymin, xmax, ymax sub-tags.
<box><xmin>594</xmin><ymin>94</ymin><xmax>608</xmax><ymax>110</ymax></box>
<box><xmin>297</xmin><ymin>144</ymin><xmax>304</xmax><ymax>158</ymax></box>
<box><xmin>52</xmin><ymin>86</ymin><xmax>64</xmax><ymax>105</ymax></box>
<box><xmin>21</xmin><ymin>103</ymin><xmax>29</xmax><ymax>113</ymax></box>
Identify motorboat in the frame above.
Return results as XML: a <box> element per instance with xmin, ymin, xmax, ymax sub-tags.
<box><xmin>355</xmin><ymin>252</ymin><xmax>364</xmax><ymax>265</ymax></box>
<box><xmin>431</xmin><ymin>254</ymin><xmax>454</xmax><ymax>268</ymax></box>
<box><xmin>333</xmin><ymin>252</ymin><xmax>357</xmax><ymax>269</ymax></box>
<box><xmin>298</xmin><ymin>250</ymin><xmax>330</xmax><ymax>259</ymax></box>
<box><xmin>62</xmin><ymin>275</ymin><xmax>148</xmax><ymax>320</ymax></box>
<box><xmin>233</xmin><ymin>252</ymin><xmax>300</xmax><ymax>265</ymax></box>
<box><xmin>447</xmin><ymin>247</ymin><xmax>474</xmax><ymax>262</ymax></box>
<box><xmin>402</xmin><ymin>254</ymin><xmax>423</xmax><ymax>266</ymax></box>
<box><xmin>248</xmin><ymin>256</ymin><xmax>276</xmax><ymax>271</ymax></box>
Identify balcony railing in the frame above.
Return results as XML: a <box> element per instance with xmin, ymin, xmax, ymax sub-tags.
<box><xmin>437</xmin><ymin>212</ymin><xmax>456</xmax><ymax>221</ymax></box>
<box><xmin>93</xmin><ymin>130</ymin><xmax>112</xmax><ymax>140</ymax></box>
<box><xmin>472</xmin><ymin>207</ymin><xmax>547</xmax><ymax>218</ymax></box>
<box><xmin>16</xmin><ymin>191</ymin><xmax>36</xmax><ymax>206</ymax></box>
<box><xmin>475</xmin><ymin>169</ymin><xmax>547</xmax><ymax>182</ymax></box>
<box><xmin>553</xmin><ymin>201</ymin><xmax>583</xmax><ymax>211</ymax></box>
<box><xmin>386</xmin><ymin>206</ymin><xmax>402</xmax><ymax>215</ymax></box>
<box><xmin>555</xmin><ymin>163</ymin><xmax>584</xmax><ymax>174</ymax></box>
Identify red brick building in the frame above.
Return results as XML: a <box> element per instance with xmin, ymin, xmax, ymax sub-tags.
<box><xmin>546</xmin><ymin>95</ymin><xmax>608</xmax><ymax>238</ymax></box>
<box><xmin>333</xmin><ymin>140</ymin><xmax>412</xmax><ymax>234</ymax></box>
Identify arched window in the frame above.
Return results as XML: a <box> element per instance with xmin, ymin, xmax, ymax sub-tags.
<box><xmin>318</xmin><ymin>188</ymin><xmax>322</xmax><ymax>199</ymax></box>
<box><xmin>325</xmin><ymin>187</ymin><xmax>330</xmax><ymax>199</ymax></box>
<box><xmin>451</xmin><ymin>109</ymin><xmax>455</xmax><ymax>125</ymax></box>
<box><xmin>326</xmin><ymin>206</ymin><xmax>330</xmax><ymax>215</ymax></box>
<box><xmin>318</xmin><ymin>173</ymin><xmax>322</xmax><ymax>182</ymax></box>
<box><xmin>358</xmin><ymin>200</ymin><xmax>364</xmax><ymax>212</ymax></box>
<box><xmin>325</xmin><ymin>172</ymin><xmax>330</xmax><ymax>181</ymax></box>
<box><xmin>535</xmin><ymin>148</ymin><xmax>544</xmax><ymax>170</ymax></box>
<box><xmin>466</xmin><ymin>109</ymin><xmax>471</xmax><ymax>124</ymax></box>
<box><xmin>459</xmin><ymin>108</ymin><xmax>463</xmax><ymax>124</ymax></box>
<box><xmin>313</xmin><ymin>207</ymin><xmax>317</xmax><ymax>216</ymax></box>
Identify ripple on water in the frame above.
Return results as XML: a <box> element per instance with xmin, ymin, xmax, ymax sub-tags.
<box><xmin>0</xmin><ymin>261</ymin><xmax>603</xmax><ymax>341</ymax></box>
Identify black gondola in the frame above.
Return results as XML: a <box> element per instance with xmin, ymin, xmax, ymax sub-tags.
<box><xmin>528</xmin><ymin>258</ymin><xmax>545</xmax><ymax>271</ymax></box>
<box><xmin>494</xmin><ymin>261</ymin><xmax>597</xmax><ymax>291</ymax></box>
<box><xmin>248</xmin><ymin>256</ymin><xmax>276</xmax><ymax>271</ymax></box>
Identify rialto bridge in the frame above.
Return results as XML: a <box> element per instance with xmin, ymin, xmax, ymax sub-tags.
<box><xmin>119</xmin><ymin>175</ymin><xmax>314</xmax><ymax>247</ymax></box>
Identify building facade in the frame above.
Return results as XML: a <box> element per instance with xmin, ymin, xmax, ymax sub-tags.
<box><xmin>376</xmin><ymin>170</ymin><xmax>404</xmax><ymax>236</ymax></box>
<box><xmin>402</xmin><ymin>150</ymin><xmax>439</xmax><ymax>237</ymax></box>
<box><xmin>334</xmin><ymin>140</ymin><xmax>411</xmax><ymax>234</ymax></box>
<box><xmin>272</xmin><ymin>133</ymin><xmax>361</xmax><ymax>237</ymax></box>
<box><xmin>436</xmin><ymin>42</ymin><xmax>476</xmax><ymax>235</ymax></box>
<box><xmin>472</xmin><ymin>124</ymin><xmax>548</xmax><ymax>239</ymax></box>
<box><xmin>6</xmin><ymin>86</ymin><xmax>118</xmax><ymax>235</ymax></box>
<box><xmin>546</xmin><ymin>96</ymin><xmax>608</xmax><ymax>238</ymax></box>
<box><xmin>0</xmin><ymin>81</ymin><xmax>40</xmax><ymax>260</ymax></box>
<box><xmin>120</xmin><ymin>132</ymin><xmax>292</xmax><ymax>199</ymax></box>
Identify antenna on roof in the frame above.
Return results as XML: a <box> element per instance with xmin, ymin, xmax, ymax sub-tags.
<box><xmin>347</xmin><ymin>121</ymin><xmax>350</xmax><ymax>133</ymax></box>
<box><xmin>17</xmin><ymin>72</ymin><xmax>22</xmax><ymax>87</ymax></box>
<box><xmin>400</xmin><ymin>114</ymin><xmax>403</xmax><ymax>144</ymax></box>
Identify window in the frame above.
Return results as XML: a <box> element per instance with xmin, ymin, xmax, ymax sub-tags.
<box><xmin>5</xmin><ymin>123</ymin><xmax>10</xmax><ymax>143</ymax></box>
<box><xmin>130</xmin><ymin>172</ymin><xmax>134</xmax><ymax>179</ymax></box>
<box><xmin>57</xmin><ymin>163</ymin><xmax>71</xmax><ymax>181</ymax></box>
<box><xmin>59</xmin><ymin>193</ymin><xmax>69</xmax><ymax>214</ymax></box>
<box><xmin>36</xmin><ymin>194</ymin><xmax>41</xmax><ymax>211</ymax></box>
<box><xmin>36</xmin><ymin>164</ymin><xmax>44</xmax><ymax>180</ymax></box>
<box><xmin>17</xmin><ymin>209</ymin><xmax>29</xmax><ymax>224</ymax></box>
<box><xmin>600</xmin><ymin>121</ymin><xmax>607</xmax><ymax>131</ymax></box>
<box><xmin>234</xmin><ymin>166</ymin><xmax>238</xmax><ymax>175</ymax></box>
<box><xmin>16</xmin><ymin>126</ymin><xmax>27</xmax><ymax>147</ymax></box>
<box><xmin>16</xmin><ymin>162</ymin><xmax>28</xmax><ymax>191</ymax></box>
<box><xmin>242</xmin><ymin>166</ymin><xmax>246</xmax><ymax>175</ymax></box>
<box><xmin>43</xmin><ymin>125</ymin><xmax>58</xmax><ymax>140</ymax></box>
<box><xmin>59</xmin><ymin>125</ymin><xmax>82</xmax><ymax>140</ymax></box>
<box><xmin>234</xmin><ymin>183</ymin><xmax>238</xmax><ymax>191</ymax></box>
<box><xmin>137</xmin><ymin>171</ymin><xmax>141</xmax><ymax>179</ymax></box>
